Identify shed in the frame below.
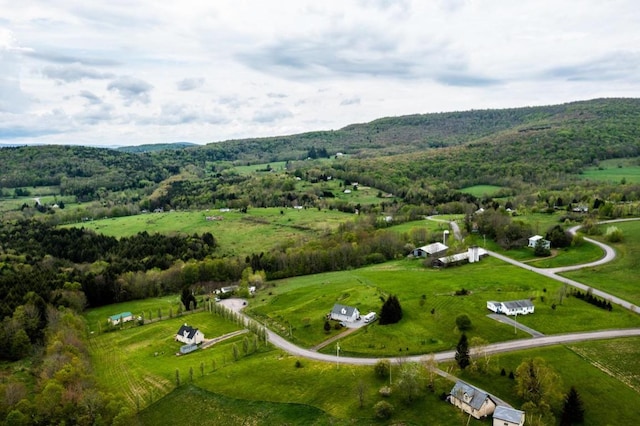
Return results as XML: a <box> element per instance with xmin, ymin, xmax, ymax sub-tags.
<box><xmin>329</xmin><ymin>304</ymin><xmax>360</xmax><ymax>323</ymax></box>
<box><xmin>108</xmin><ymin>312</ymin><xmax>133</xmax><ymax>326</ymax></box>
<box><xmin>493</xmin><ymin>406</ymin><xmax>525</xmax><ymax>426</ymax></box>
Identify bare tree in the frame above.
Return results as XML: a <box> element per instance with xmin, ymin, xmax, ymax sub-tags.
<box><xmin>356</xmin><ymin>380</ymin><xmax>367</xmax><ymax>408</ymax></box>
<box><xmin>422</xmin><ymin>353</ymin><xmax>438</xmax><ymax>391</ymax></box>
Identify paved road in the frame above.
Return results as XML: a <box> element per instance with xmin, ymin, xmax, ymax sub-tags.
<box><xmin>220</xmin><ymin>300</ymin><xmax>640</xmax><ymax>365</ymax></box>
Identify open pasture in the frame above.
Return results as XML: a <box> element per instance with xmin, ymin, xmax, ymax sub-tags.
<box><xmin>562</xmin><ymin>220</ymin><xmax>640</xmax><ymax>306</ymax></box>
<box><xmin>459</xmin><ymin>185</ymin><xmax>506</xmax><ymax>198</ymax></box>
<box><xmin>67</xmin><ymin>207</ymin><xmax>353</xmax><ymax>256</ymax></box>
<box><xmin>247</xmin><ymin>257</ymin><xmax>640</xmax><ymax>355</ymax></box>
<box><xmin>579</xmin><ymin>157</ymin><xmax>640</xmax><ymax>184</ymax></box>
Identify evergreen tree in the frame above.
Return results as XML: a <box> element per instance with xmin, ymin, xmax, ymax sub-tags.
<box><xmin>561</xmin><ymin>386</ymin><xmax>585</xmax><ymax>425</ymax></box>
<box><xmin>379</xmin><ymin>295</ymin><xmax>403</xmax><ymax>325</ymax></box>
<box><xmin>455</xmin><ymin>333</ymin><xmax>470</xmax><ymax>369</ymax></box>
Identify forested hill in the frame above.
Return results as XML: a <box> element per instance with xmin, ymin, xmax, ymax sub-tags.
<box><xmin>1</xmin><ymin>98</ymin><xmax>639</xmax><ymax>192</ymax></box>
<box><xmin>184</xmin><ymin>97</ymin><xmax>640</xmax><ymax>163</ymax></box>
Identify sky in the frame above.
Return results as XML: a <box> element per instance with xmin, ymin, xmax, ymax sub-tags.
<box><xmin>1</xmin><ymin>0</ymin><xmax>639</xmax><ymax>147</ymax></box>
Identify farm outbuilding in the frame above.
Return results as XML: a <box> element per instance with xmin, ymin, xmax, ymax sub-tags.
<box><xmin>108</xmin><ymin>312</ymin><xmax>133</xmax><ymax>326</ymax></box>
<box><xmin>492</xmin><ymin>406</ymin><xmax>525</xmax><ymax>426</ymax></box>
<box><xmin>329</xmin><ymin>304</ymin><xmax>360</xmax><ymax>323</ymax></box>
<box><xmin>528</xmin><ymin>235</ymin><xmax>551</xmax><ymax>250</ymax></box>
<box><xmin>412</xmin><ymin>242</ymin><xmax>448</xmax><ymax>258</ymax></box>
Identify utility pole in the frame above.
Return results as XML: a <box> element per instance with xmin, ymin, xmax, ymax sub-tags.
<box><xmin>514</xmin><ymin>312</ymin><xmax>518</xmax><ymax>334</ymax></box>
<box><xmin>336</xmin><ymin>342</ymin><xmax>340</xmax><ymax>369</ymax></box>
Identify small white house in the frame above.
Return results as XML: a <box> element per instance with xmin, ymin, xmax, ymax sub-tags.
<box><xmin>493</xmin><ymin>406</ymin><xmax>525</xmax><ymax>426</ymax></box>
<box><xmin>487</xmin><ymin>300</ymin><xmax>535</xmax><ymax>316</ymax></box>
<box><xmin>449</xmin><ymin>381</ymin><xmax>497</xmax><ymax>420</ymax></box>
<box><xmin>175</xmin><ymin>324</ymin><xmax>205</xmax><ymax>345</ymax></box>
<box><xmin>108</xmin><ymin>312</ymin><xmax>133</xmax><ymax>326</ymax></box>
<box><xmin>330</xmin><ymin>304</ymin><xmax>360</xmax><ymax>323</ymax></box>
<box><xmin>412</xmin><ymin>242</ymin><xmax>448</xmax><ymax>258</ymax></box>
<box><xmin>528</xmin><ymin>235</ymin><xmax>551</xmax><ymax>250</ymax></box>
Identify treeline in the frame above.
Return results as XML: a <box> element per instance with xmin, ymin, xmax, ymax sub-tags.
<box><xmin>0</xmin><ymin>305</ymin><xmax>133</xmax><ymax>424</ymax></box>
<box><xmin>570</xmin><ymin>289</ymin><xmax>613</xmax><ymax>311</ymax></box>
<box><xmin>0</xmin><ymin>220</ymin><xmax>217</xmax><ymax>317</ymax></box>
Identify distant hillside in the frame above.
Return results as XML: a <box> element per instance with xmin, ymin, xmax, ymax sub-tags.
<box><xmin>117</xmin><ymin>142</ymin><xmax>198</xmax><ymax>153</ymax></box>
<box><xmin>2</xmin><ymin>98</ymin><xmax>639</xmax><ymax>198</ymax></box>
<box><xmin>155</xmin><ymin>98</ymin><xmax>639</xmax><ymax>165</ymax></box>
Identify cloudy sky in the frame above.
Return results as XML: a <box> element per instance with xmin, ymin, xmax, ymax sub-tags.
<box><xmin>1</xmin><ymin>0</ymin><xmax>639</xmax><ymax>146</ymax></box>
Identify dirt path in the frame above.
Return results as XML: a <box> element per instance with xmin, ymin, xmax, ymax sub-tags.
<box><xmin>309</xmin><ymin>327</ymin><xmax>360</xmax><ymax>351</ymax></box>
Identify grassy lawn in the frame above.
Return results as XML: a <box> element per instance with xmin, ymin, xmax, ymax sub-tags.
<box><xmin>246</xmin><ymin>258</ymin><xmax>640</xmax><ymax>355</ymax></box>
<box><xmin>88</xmin><ymin>311</ymin><xmax>244</xmax><ymax>407</ymax></box>
<box><xmin>562</xmin><ymin>220</ymin><xmax>640</xmax><ymax>306</ymax></box>
<box><xmin>65</xmin><ymin>207</ymin><xmax>353</xmax><ymax>257</ymax></box>
<box><xmin>457</xmin><ymin>337</ymin><xmax>640</xmax><ymax>426</ymax></box>
<box><xmin>232</xmin><ymin>161</ymin><xmax>288</xmax><ymax>175</ymax></box>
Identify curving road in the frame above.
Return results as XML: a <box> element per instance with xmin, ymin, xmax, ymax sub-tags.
<box><xmin>219</xmin><ymin>217</ymin><xmax>640</xmax><ymax>366</ymax></box>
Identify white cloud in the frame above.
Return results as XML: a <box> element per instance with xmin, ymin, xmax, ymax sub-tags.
<box><xmin>0</xmin><ymin>0</ymin><xmax>638</xmax><ymax>146</ymax></box>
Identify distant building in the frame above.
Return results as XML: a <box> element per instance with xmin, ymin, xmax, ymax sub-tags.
<box><xmin>412</xmin><ymin>242</ymin><xmax>448</xmax><ymax>258</ymax></box>
<box><xmin>434</xmin><ymin>246</ymin><xmax>488</xmax><ymax>267</ymax></box>
<box><xmin>108</xmin><ymin>312</ymin><xmax>133</xmax><ymax>326</ymax></box>
<box><xmin>528</xmin><ymin>235</ymin><xmax>551</xmax><ymax>250</ymax></box>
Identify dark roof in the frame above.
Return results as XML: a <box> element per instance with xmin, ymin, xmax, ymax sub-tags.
<box><xmin>493</xmin><ymin>406</ymin><xmax>525</xmax><ymax>423</ymax></box>
<box><xmin>177</xmin><ymin>324</ymin><xmax>199</xmax><ymax>339</ymax></box>
<box><xmin>331</xmin><ymin>303</ymin><xmax>358</xmax><ymax>317</ymax></box>
<box><xmin>450</xmin><ymin>381</ymin><xmax>493</xmax><ymax>410</ymax></box>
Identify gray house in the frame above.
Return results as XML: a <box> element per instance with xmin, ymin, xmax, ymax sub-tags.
<box><xmin>493</xmin><ymin>406</ymin><xmax>525</xmax><ymax>426</ymax></box>
<box><xmin>449</xmin><ymin>381</ymin><xmax>497</xmax><ymax>420</ymax></box>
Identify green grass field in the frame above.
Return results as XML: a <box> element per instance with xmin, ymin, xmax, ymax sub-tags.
<box><xmin>459</xmin><ymin>185</ymin><xmax>505</xmax><ymax>197</ymax></box>
<box><xmin>562</xmin><ymin>220</ymin><xmax>640</xmax><ymax>306</ymax></box>
<box><xmin>247</xmin><ymin>257</ymin><xmax>640</xmax><ymax>355</ymax></box>
<box><xmin>579</xmin><ymin>158</ymin><xmax>640</xmax><ymax>184</ymax></box>
<box><xmin>65</xmin><ymin>207</ymin><xmax>353</xmax><ymax>257</ymax></box>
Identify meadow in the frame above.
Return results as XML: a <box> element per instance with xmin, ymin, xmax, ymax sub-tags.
<box><xmin>458</xmin><ymin>184</ymin><xmax>505</xmax><ymax>198</ymax></box>
<box><xmin>561</xmin><ymin>220</ymin><xmax>640</xmax><ymax>306</ymax></box>
<box><xmin>579</xmin><ymin>157</ymin><xmax>640</xmax><ymax>184</ymax></box>
<box><xmin>65</xmin><ymin>207</ymin><xmax>353</xmax><ymax>256</ymax></box>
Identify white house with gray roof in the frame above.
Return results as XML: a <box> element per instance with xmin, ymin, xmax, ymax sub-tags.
<box><xmin>487</xmin><ymin>299</ymin><xmax>535</xmax><ymax>316</ymax></box>
<box><xmin>175</xmin><ymin>324</ymin><xmax>205</xmax><ymax>345</ymax></box>
<box><xmin>493</xmin><ymin>406</ymin><xmax>525</xmax><ymax>426</ymax></box>
<box><xmin>449</xmin><ymin>381</ymin><xmax>497</xmax><ymax>419</ymax></box>
<box><xmin>329</xmin><ymin>304</ymin><xmax>360</xmax><ymax>323</ymax></box>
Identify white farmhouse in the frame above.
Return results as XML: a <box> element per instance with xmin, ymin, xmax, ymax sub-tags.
<box><xmin>449</xmin><ymin>381</ymin><xmax>497</xmax><ymax>420</ymax></box>
<box><xmin>175</xmin><ymin>324</ymin><xmax>205</xmax><ymax>345</ymax></box>
<box><xmin>528</xmin><ymin>235</ymin><xmax>551</xmax><ymax>250</ymax></box>
<box><xmin>329</xmin><ymin>304</ymin><xmax>360</xmax><ymax>323</ymax></box>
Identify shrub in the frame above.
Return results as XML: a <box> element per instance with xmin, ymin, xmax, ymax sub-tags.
<box><xmin>455</xmin><ymin>314</ymin><xmax>472</xmax><ymax>331</ymax></box>
<box><xmin>605</xmin><ymin>226</ymin><xmax>623</xmax><ymax>242</ymax></box>
<box><xmin>378</xmin><ymin>386</ymin><xmax>392</xmax><ymax>398</ymax></box>
<box><xmin>374</xmin><ymin>359</ymin><xmax>390</xmax><ymax>378</ymax></box>
<box><xmin>373</xmin><ymin>400</ymin><xmax>394</xmax><ymax>419</ymax></box>
<box><xmin>295</xmin><ymin>360</ymin><xmax>302</xmax><ymax>368</ymax></box>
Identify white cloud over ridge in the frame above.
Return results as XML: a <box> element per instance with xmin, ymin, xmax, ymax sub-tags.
<box><xmin>0</xmin><ymin>0</ymin><xmax>639</xmax><ymax>146</ymax></box>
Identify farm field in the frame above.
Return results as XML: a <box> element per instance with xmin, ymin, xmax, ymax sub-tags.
<box><xmin>457</xmin><ymin>337</ymin><xmax>640</xmax><ymax>426</ymax></box>
<box><xmin>579</xmin><ymin>157</ymin><xmax>640</xmax><ymax>184</ymax></box>
<box><xmin>65</xmin><ymin>207</ymin><xmax>354</xmax><ymax>256</ymax></box>
<box><xmin>458</xmin><ymin>185</ymin><xmax>506</xmax><ymax>197</ymax></box>
<box><xmin>561</xmin><ymin>220</ymin><xmax>640</xmax><ymax>306</ymax></box>
<box><xmin>246</xmin><ymin>257</ymin><xmax>640</xmax><ymax>355</ymax></box>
